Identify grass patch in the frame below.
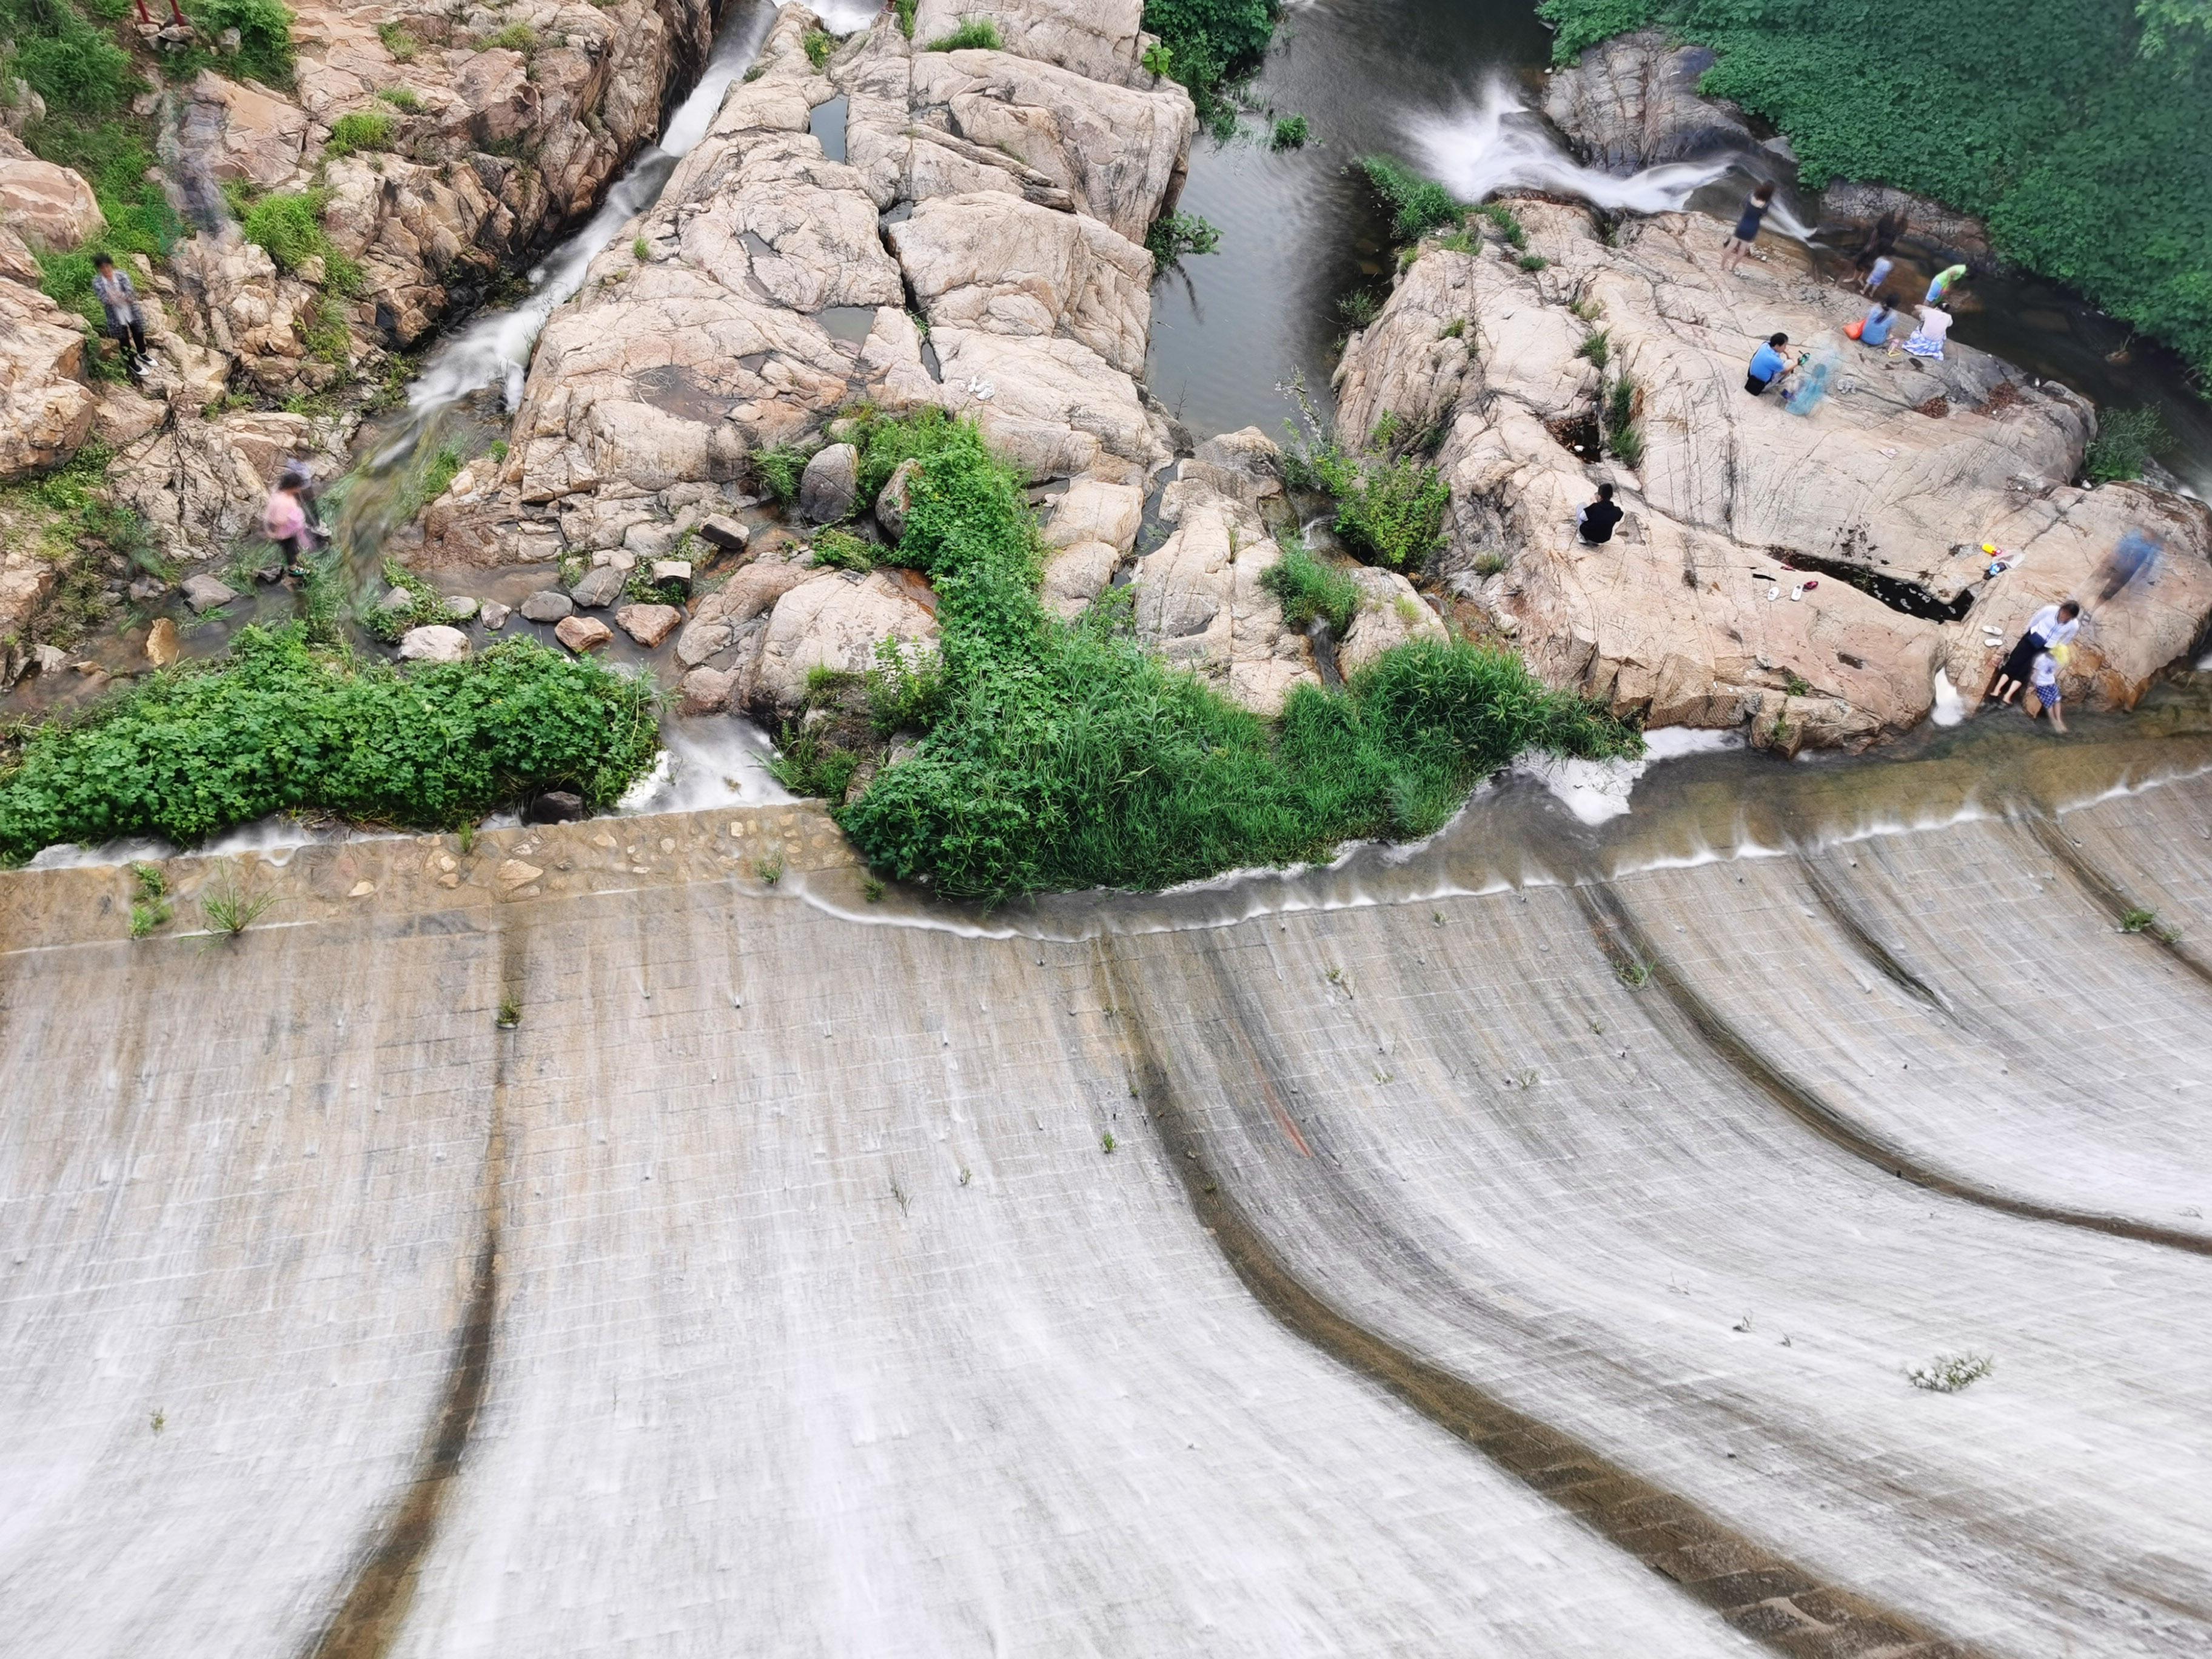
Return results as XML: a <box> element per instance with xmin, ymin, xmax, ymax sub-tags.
<box><xmin>2083</xmin><ymin>406</ymin><xmax>2170</xmax><ymax>482</ymax></box>
<box><xmin>810</xmin><ymin>528</ymin><xmax>878</xmax><ymax>572</ymax></box>
<box><xmin>830</xmin><ymin>413</ymin><xmax>1638</xmax><ymax>902</ymax></box>
<box><xmin>1147</xmin><ymin>210</ymin><xmax>1222</xmax><ymax>269</ymax></box>
<box><xmin>324</xmin><ymin>110</ymin><xmax>394</xmax><ymax>156</ymax></box>
<box><xmin>924</xmin><ymin>16</ymin><xmax>1001</xmax><ymax>51</ymax></box>
<box><xmin>1359</xmin><ymin>153</ymin><xmax>1461</xmax><ymax>241</ymax></box>
<box><xmin>1270</xmin><ymin>113</ymin><xmax>1310</xmax><ymax>150</ymax></box>
<box><xmin>751</xmin><ymin>442</ymin><xmax>809</xmax><ymax>503</ymax></box>
<box><xmin>893</xmin><ymin>0</ymin><xmax>916</xmax><ymax>38</ymax></box>
<box><xmin>1538</xmin><ymin>0</ymin><xmax>2212</xmax><ymax>380</ymax></box>
<box><xmin>1261</xmin><ymin>541</ymin><xmax>1361</xmax><ymax>634</ymax></box>
<box><xmin>199</xmin><ymin>873</ymin><xmax>275</xmax><ymax>938</ymax></box>
<box><xmin>376</xmin><ymin>20</ymin><xmax>418</xmax><ymax>61</ymax></box>
<box><xmin>363</xmin><ymin>557</ymin><xmax>458</xmax><ymax>643</ymax></box>
<box><xmin>377</xmin><ymin>85</ymin><xmax>423</xmax><ymax>112</ymax></box>
<box><xmin>179</xmin><ymin>0</ymin><xmax>297</xmax><ymax>87</ymax></box>
<box><xmin>0</xmin><ymin>628</ymin><xmax>659</xmax><ymax>862</ymax></box>
<box><xmin>482</xmin><ymin>21</ymin><xmax>536</xmax><ymax>53</ymax></box>
<box><xmin>803</xmin><ymin>26</ymin><xmax>834</xmax><ymax>69</ymax></box>
<box><xmin>1577</xmin><ymin>329</ymin><xmax>1612</xmax><ymax>370</ymax></box>
<box><xmin>1604</xmin><ymin>372</ymin><xmax>1645</xmax><ymax>468</ymax></box>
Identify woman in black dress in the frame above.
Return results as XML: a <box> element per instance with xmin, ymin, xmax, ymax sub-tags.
<box><xmin>1722</xmin><ymin>181</ymin><xmax>1777</xmax><ymax>275</ymax></box>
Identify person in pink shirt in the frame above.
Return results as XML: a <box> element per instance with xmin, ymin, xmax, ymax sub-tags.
<box><xmin>263</xmin><ymin>475</ymin><xmax>310</xmax><ymax>577</ymax></box>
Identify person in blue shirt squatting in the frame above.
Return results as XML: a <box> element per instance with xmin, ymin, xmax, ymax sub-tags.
<box><xmin>1744</xmin><ymin>332</ymin><xmax>1790</xmax><ymax>395</ymax></box>
<box><xmin>1858</xmin><ymin>301</ymin><xmax>1896</xmax><ymax>347</ymax></box>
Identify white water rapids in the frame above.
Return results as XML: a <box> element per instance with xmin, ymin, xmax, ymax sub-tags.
<box><xmin>386</xmin><ymin>1</ymin><xmax>775</xmax><ymax>444</ymax></box>
<box><xmin>1407</xmin><ymin>79</ymin><xmax>1818</xmax><ymax>241</ymax></box>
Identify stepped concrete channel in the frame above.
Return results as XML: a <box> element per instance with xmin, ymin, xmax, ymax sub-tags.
<box><xmin>6</xmin><ymin>728</ymin><xmax>2212</xmax><ymax>1656</ymax></box>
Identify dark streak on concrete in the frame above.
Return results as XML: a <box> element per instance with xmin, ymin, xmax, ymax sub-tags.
<box><xmin>1795</xmin><ymin>854</ymin><xmax>1958</xmax><ymax>1018</ymax></box>
<box><xmin>1574</xmin><ymin>881</ymin><xmax>2212</xmax><ymax>1259</ymax></box>
<box><xmin>297</xmin><ymin>920</ymin><xmax>523</xmax><ymax>1659</ymax></box>
<box><xmin>1093</xmin><ymin>942</ymin><xmax>1981</xmax><ymax>1659</ymax></box>
<box><xmin>2026</xmin><ymin>816</ymin><xmax>2212</xmax><ymax>993</ymax></box>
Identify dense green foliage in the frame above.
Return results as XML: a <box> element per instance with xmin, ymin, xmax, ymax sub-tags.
<box><xmin>2083</xmin><ymin>406</ymin><xmax>2172</xmax><ymax>481</ymax></box>
<box><xmin>1285</xmin><ymin>432</ymin><xmax>1453</xmax><ymax>572</ymax></box>
<box><xmin>1145</xmin><ymin>210</ymin><xmax>1222</xmax><ymax>269</ymax></box>
<box><xmin>1261</xmin><ymin>541</ymin><xmax>1360</xmax><ymax>634</ymax></box>
<box><xmin>1359</xmin><ymin>153</ymin><xmax>1462</xmax><ymax>241</ymax></box>
<box><xmin>182</xmin><ymin>0</ymin><xmax>295</xmax><ymax>85</ymax></box>
<box><xmin>1142</xmin><ymin>0</ymin><xmax>1279</xmax><ymax>135</ymax></box>
<box><xmin>1270</xmin><ymin>113</ymin><xmax>1310</xmax><ymax>150</ymax></box>
<box><xmin>828</xmin><ymin>415</ymin><xmax>1637</xmax><ymax>901</ymax></box>
<box><xmin>0</xmin><ymin>629</ymin><xmax>660</xmax><ymax>861</ymax></box>
<box><xmin>1538</xmin><ymin>0</ymin><xmax>2212</xmax><ymax>378</ymax></box>
<box><xmin>3</xmin><ymin>0</ymin><xmax>131</xmax><ymax>113</ymax></box>
<box><xmin>324</xmin><ymin>110</ymin><xmax>394</xmax><ymax>156</ymax></box>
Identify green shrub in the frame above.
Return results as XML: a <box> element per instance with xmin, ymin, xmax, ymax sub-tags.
<box><xmin>752</xmin><ymin>443</ymin><xmax>809</xmax><ymax>502</ymax></box>
<box><xmin>1287</xmin><ymin>430</ymin><xmax>1452</xmax><ymax>572</ymax></box>
<box><xmin>1518</xmin><ymin>253</ymin><xmax>1550</xmax><ymax>271</ymax></box>
<box><xmin>185</xmin><ymin>0</ymin><xmax>297</xmax><ymax>85</ymax></box>
<box><xmin>1538</xmin><ymin>0</ymin><xmax>2212</xmax><ymax>378</ymax></box>
<box><xmin>7</xmin><ymin>0</ymin><xmax>132</xmax><ymax>113</ymax></box>
<box><xmin>1146</xmin><ymin>210</ymin><xmax>1221</xmax><ymax>268</ymax></box>
<box><xmin>2082</xmin><ymin>405</ymin><xmax>2170</xmax><ymax>481</ymax></box>
<box><xmin>830</xmin><ymin>412</ymin><xmax>1635</xmax><ymax>901</ymax></box>
<box><xmin>1604</xmin><ymin>374</ymin><xmax>1645</xmax><ymax>468</ymax></box>
<box><xmin>1141</xmin><ymin>41</ymin><xmax>1173</xmax><ymax>78</ymax></box>
<box><xmin>240</xmin><ymin>189</ymin><xmax>331</xmax><ymax>271</ymax></box>
<box><xmin>483</xmin><ymin>21</ymin><xmax>536</xmax><ymax>53</ymax></box>
<box><xmin>1358</xmin><ymin>153</ymin><xmax>1462</xmax><ymax>242</ymax></box>
<box><xmin>1261</xmin><ymin>542</ymin><xmax>1361</xmax><ymax>634</ymax></box>
<box><xmin>1271</xmin><ymin>113</ymin><xmax>1310</xmax><ymax>150</ymax></box>
<box><xmin>0</xmin><ymin>629</ymin><xmax>660</xmax><ymax>861</ymax></box>
<box><xmin>802</xmin><ymin>27</ymin><xmax>835</xmax><ymax>68</ymax></box>
<box><xmin>924</xmin><ymin>17</ymin><xmax>1001</xmax><ymax>51</ymax></box>
<box><xmin>1142</xmin><ymin>0</ymin><xmax>1279</xmax><ymax>135</ymax></box>
<box><xmin>893</xmin><ymin>0</ymin><xmax>917</xmax><ymax>39</ymax></box>
<box><xmin>324</xmin><ymin>110</ymin><xmax>394</xmax><ymax>156</ymax></box>
<box><xmin>811</xmin><ymin>528</ymin><xmax>877</xmax><ymax>571</ymax></box>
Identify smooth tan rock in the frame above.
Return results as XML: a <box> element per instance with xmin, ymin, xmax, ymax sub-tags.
<box><xmin>1333</xmin><ymin>204</ymin><xmax>2212</xmax><ymax>745</ymax></box>
<box><xmin>0</xmin><ymin>133</ymin><xmax>104</xmax><ymax>249</ymax></box>
<box><xmin>908</xmin><ymin>0</ymin><xmax>1151</xmax><ymax>88</ymax></box>
<box><xmin>890</xmin><ymin>192</ymin><xmax>1153</xmax><ymax>377</ymax></box>
<box><xmin>1130</xmin><ymin>494</ymin><xmax>1318</xmax><ymax>717</ymax></box>
<box><xmin>184</xmin><ymin>72</ymin><xmax>309</xmax><ymax>189</ymax></box>
<box><xmin>555</xmin><ymin>614</ymin><xmax>614</xmax><ymax>653</ymax></box>
<box><xmin>144</xmin><ymin>617</ymin><xmax>181</xmax><ymax>669</ymax></box>
<box><xmin>397</xmin><ymin>624</ymin><xmax>472</xmax><ymax>663</ymax></box>
<box><xmin>0</xmin><ymin>276</ymin><xmax>95</xmax><ymax>480</ymax></box>
<box><xmin>1040</xmin><ymin>538</ymin><xmax>1119</xmax><ymax>620</ymax></box>
<box><xmin>753</xmin><ymin>569</ymin><xmax>940</xmax><ymax>711</ymax></box>
<box><xmin>1044</xmin><ymin>478</ymin><xmax>1144</xmax><ymax>555</ymax></box>
<box><xmin>615</xmin><ymin>603</ymin><xmax>683</xmax><ymax>648</ymax></box>
<box><xmin>1336</xmin><ymin>568</ymin><xmax>1449</xmax><ymax>679</ymax></box>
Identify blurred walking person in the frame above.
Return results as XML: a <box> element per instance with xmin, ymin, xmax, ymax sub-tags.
<box><xmin>90</xmin><ymin>255</ymin><xmax>150</xmax><ymax>380</ymax></box>
<box><xmin>1722</xmin><ymin>181</ymin><xmax>1777</xmax><ymax>274</ymax></box>
<box><xmin>2095</xmin><ymin>527</ymin><xmax>2163</xmax><ymax>602</ymax></box>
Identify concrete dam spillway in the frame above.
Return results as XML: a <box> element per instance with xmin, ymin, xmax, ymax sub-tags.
<box><xmin>5</xmin><ymin>723</ymin><xmax>2212</xmax><ymax>1655</ymax></box>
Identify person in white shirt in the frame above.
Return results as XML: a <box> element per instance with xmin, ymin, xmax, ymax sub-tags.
<box><xmin>1986</xmin><ymin>598</ymin><xmax>2081</xmax><ymax>705</ymax></box>
<box><xmin>2026</xmin><ymin>647</ymin><xmax>2068</xmax><ymax>732</ymax></box>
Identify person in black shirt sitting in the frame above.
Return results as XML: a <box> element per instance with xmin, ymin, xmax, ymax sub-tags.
<box><xmin>1576</xmin><ymin>483</ymin><xmax>1623</xmax><ymax>545</ymax></box>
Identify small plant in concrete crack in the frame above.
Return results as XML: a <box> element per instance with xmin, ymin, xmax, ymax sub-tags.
<box><xmin>129</xmin><ymin>899</ymin><xmax>172</xmax><ymax>939</ymax></box>
<box><xmin>1325</xmin><ymin>966</ymin><xmax>1343</xmax><ymax>985</ymax></box>
<box><xmin>1101</xmin><ymin>1131</ymin><xmax>1116</xmax><ymax>1154</ymax></box>
<box><xmin>754</xmin><ymin>853</ymin><xmax>784</xmax><ymax>885</ymax></box>
<box><xmin>130</xmin><ymin>862</ymin><xmax>167</xmax><ymax>900</ymax></box>
<box><xmin>200</xmin><ymin>876</ymin><xmax>273</xmax><ymax>940</ymax></box>
<box><xmin>150</xmin><ymin>1407</ymin><xmax>165</xmax><ymax>1435</ymax></box>
<box><xmin>1616</xmin><ymin>957</ymin><xmax>1652</xmax><ymax>988</ymax></box>
<box><xmin>1732</xmin><ymin>1312</ymin><xmax>1755</xmax><ymax>1333</ymax></box>
<box><xmin>862</xmin><ymin>877</ymin><xmax>886</xmax><ymax>903</ymax></box>
<box><xmin>496</xmin><ymin>998</ymin><xmax>521</xmax><ymax>1030</ymax></box>
<box><xmin>957</xmin><ymin>1165</ymin><xmax>972</xmax><ymax>1186</ymax></box>
<box><xmin>1907</xmin><ymin>1352</ymin><xmax>1994</xmax><ymax>1393</ymax></box>
<box><xmin>632</xmin><ymin>235</ymin><xmax>649</xmax><ymax>262</ymax></box>
<box><xmin>890</xmin><ymin>1176</ymin><xmax>911</xmax><ymax>1213</ymax></box>
<box><xmin>455</xmin><ymin>822</ymin><xmax>475</xmax><ymax>854</ymax></box>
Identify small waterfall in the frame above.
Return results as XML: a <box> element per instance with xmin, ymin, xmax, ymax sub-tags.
<box><xmin>384</xmin><ymin>0</ymin><xmax>773</xmax><ymax>444</ymax></box>
<box><xmin>1407</xmin><ymin>80</ymin><xmax>1817</xmax><ymax>242</ymax></box>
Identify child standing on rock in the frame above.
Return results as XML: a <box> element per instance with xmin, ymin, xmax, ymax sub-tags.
<box><xmin>2026</xmin><ymin>647</ymin><xmax>2069</xmax><ymax>732</ymax></box>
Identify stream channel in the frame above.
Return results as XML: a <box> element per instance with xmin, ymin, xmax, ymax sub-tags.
<box><xmin>15</xmin><ymin>0</ymin><xmax>2212</xmax><ymax>890</ymax></box>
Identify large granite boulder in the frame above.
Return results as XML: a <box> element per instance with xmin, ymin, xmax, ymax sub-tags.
<box><xmin>0</xmin><ymin>276</ymin><xmax>96</xmax><ymax>481</ymax></box>
<box><xmin>1333</xmin><ymin>202</ymin><xmax>2212</xmax><ymax>748</ymax></box>
<box><xmin>0</xmin><ymin>134</ymin><xmax>103</xmax><ymax>249</ymax></box>
<box><xmin>1130</xmin><ymin>489</ymin><xmax>1318</xmax><ymax>717</ymax></box>
<box><xmin>752</xmin><ymin>568</ymin><xmax>940</xmax><ymax>711</ymax></box>
<box><xmin>908</xmin><ymin>0</ymin><xmax>1153</xmax><ymax>89</ymax></box>
<box><xmin>1541</xmin><ymin>29</ymin><xmax>1754</xmax><ymax>172</ymax></box>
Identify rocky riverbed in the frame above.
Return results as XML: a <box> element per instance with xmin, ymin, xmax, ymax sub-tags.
<box><xmin>4</xmin><ymin>0</ymin><xmax>2208</xmax><ymax>760</ymax></box>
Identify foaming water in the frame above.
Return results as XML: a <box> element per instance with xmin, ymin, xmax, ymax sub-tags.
<box><xmin>1517</xmin><ymin>727</ymin><xmax>1743</xmax><ymax>826</ymax></box>
<box><xmin>381</xmin><ymin>2</ymin><xmax>772</xmax><ymax>441</ymax></box>
<box><xmin>618</xmin><ymin>717</ymin><xmax>793</xmax><ymax>816</ymax></box>
<box><xmin>1406</xmin><ymin>81</ymin><xmax>1814</xmax><ymax>232</ymax></box>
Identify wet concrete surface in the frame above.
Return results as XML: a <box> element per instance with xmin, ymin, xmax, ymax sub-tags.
<box><xmin>4</xmin><ymin>720</ymin><xmax>2210</xmax><ymax>1654</ymax></box>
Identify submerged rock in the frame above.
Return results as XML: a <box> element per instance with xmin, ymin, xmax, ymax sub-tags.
<box><xmin>555</xmin><ymin>614</ymin><xmax>614</xmax><ymax>654</ymax></box>
<box><xmin>521</xmin><ymin>589</ymin><xmax>575</xmax><ymax>624</ymax></box>
<box><xmin>181</xmin><ymin>574</ymin><xmax>239</xmax><ymax>614</ymax></box>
